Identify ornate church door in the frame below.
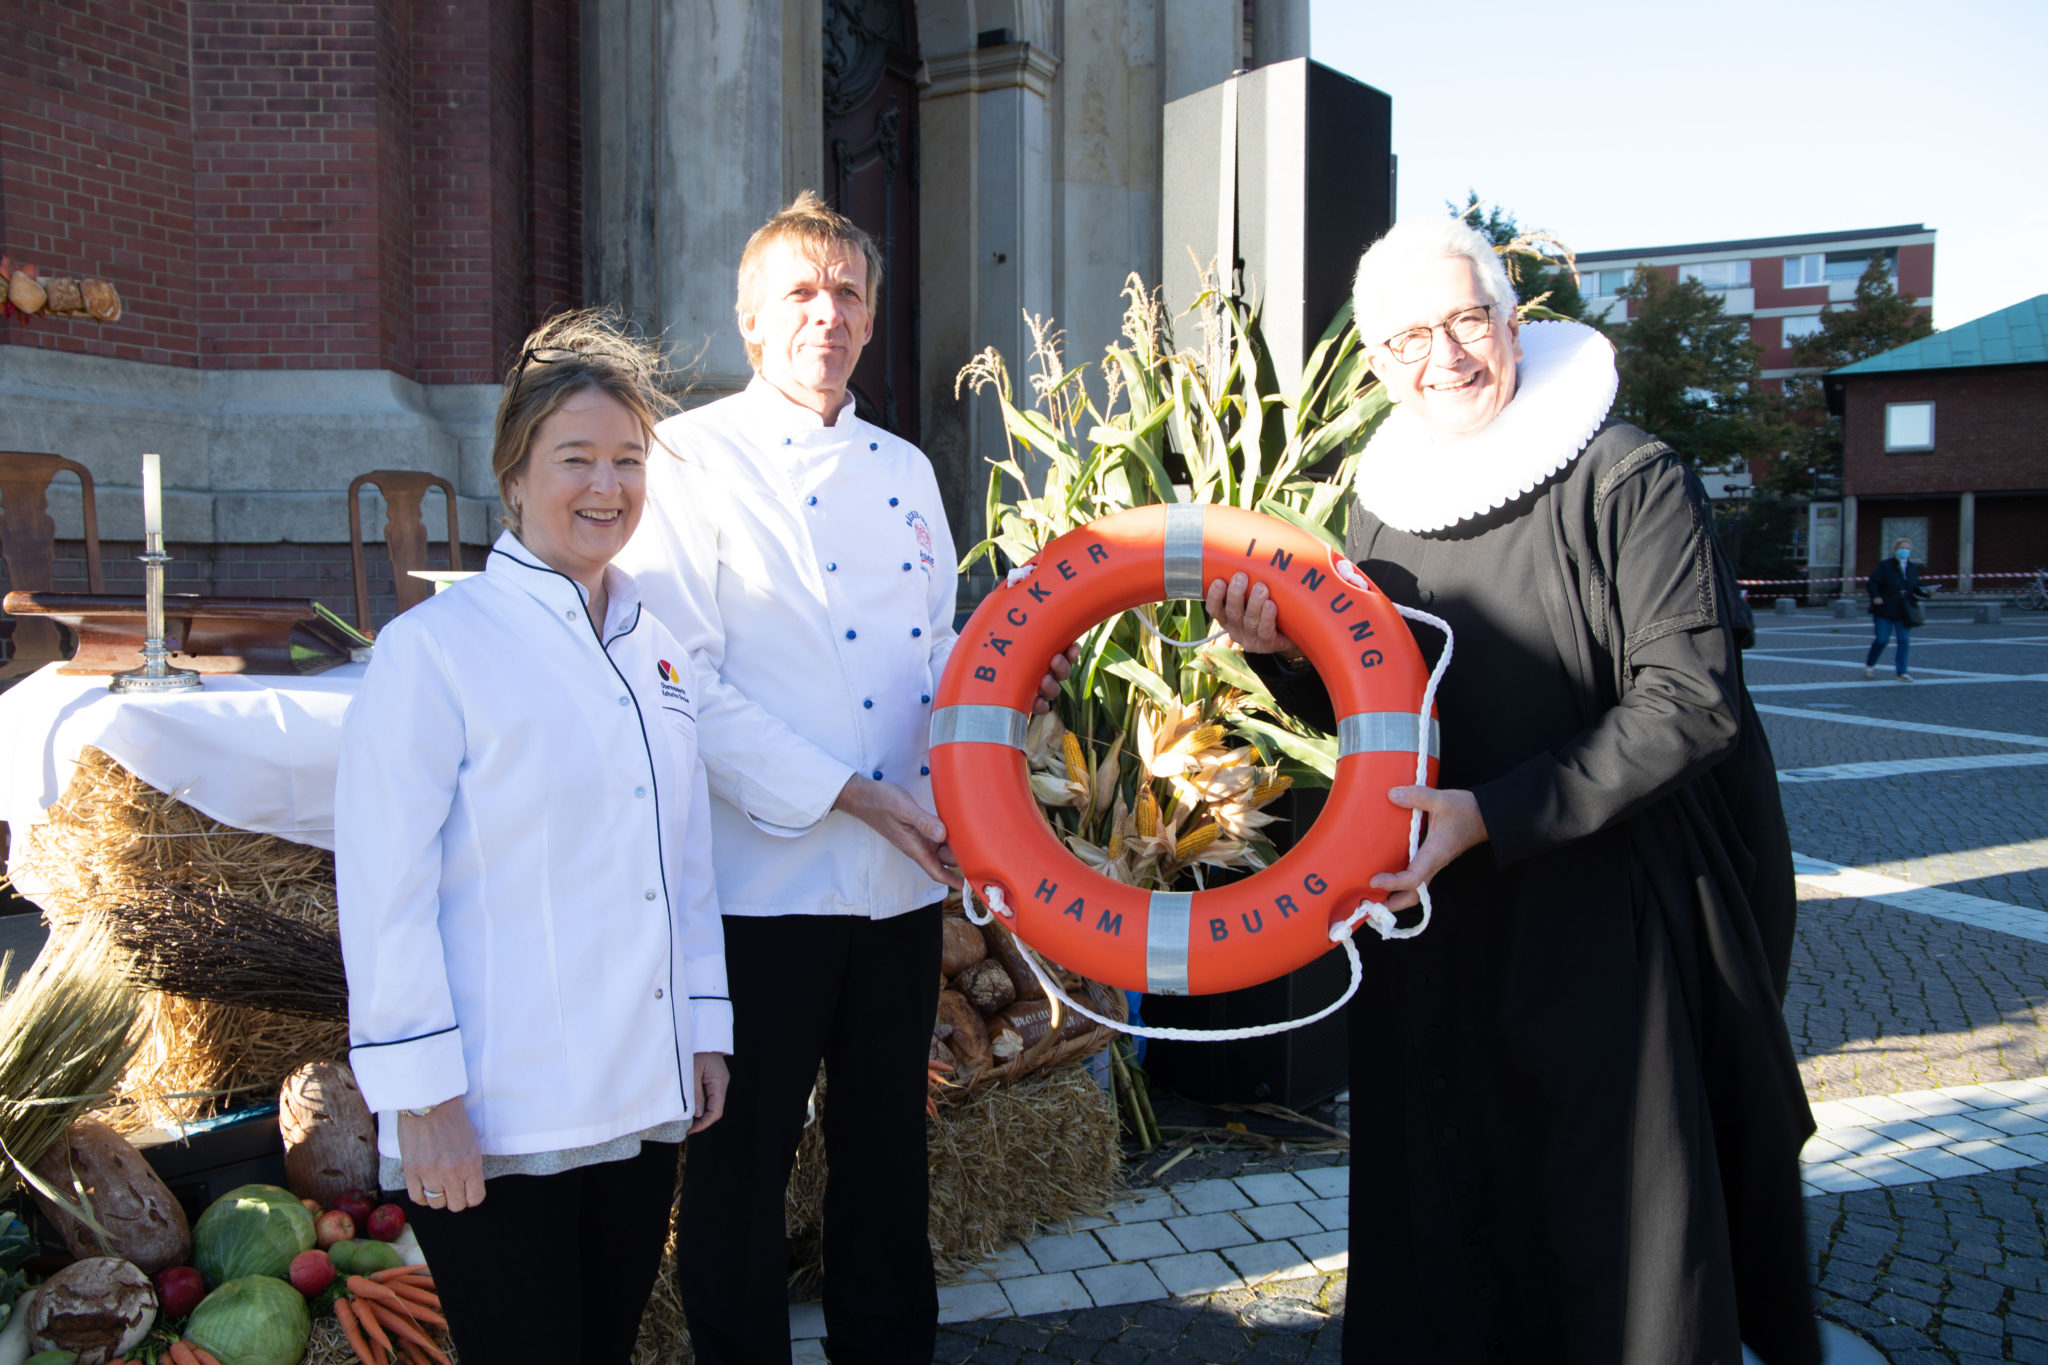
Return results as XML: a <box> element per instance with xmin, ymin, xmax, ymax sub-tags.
<box><xmin>823</xmin><ymin>0</ymin><xmax>919</xmax><ymax>442</ymax></box>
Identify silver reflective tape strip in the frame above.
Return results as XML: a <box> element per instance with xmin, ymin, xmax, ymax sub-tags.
<box><xmin>1162</xmin><ymin>503</ymin><xmax>1207</xmax><ymax>600</ymax></box>
<box><xmin>1337</xmin><ymin>711</ymin><xmax>1442</xmax><ymax>760</ymax></box>
<box><xmin>928</xmin><ymin>705</ymin><xmax>1028</xmax><ymax>750</ymax></box>
<box><xmin>1146</xmin><ymin>891</ymin><xmax>1194</xmax><ymax>995</ymax></box>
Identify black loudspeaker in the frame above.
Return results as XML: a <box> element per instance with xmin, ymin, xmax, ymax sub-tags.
<box><xmin>1140</xmin><ymin>786</ymin><xmax>1351</xmax><ymax>1109</ymax></box>
<box><xmin>1161</xmin><ymin>58</ymin><xmax>1395</xmax><ymax>391</ymax></box>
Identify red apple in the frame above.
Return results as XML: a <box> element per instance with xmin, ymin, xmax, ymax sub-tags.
<box><xmin>314</xmin><ymin>1208</ymin><xmax>355</xmax><ymax>1248</ymax></box>
<box><xmin>335</xmin><ymin>1189</ymin><xmax>375</xmax><ymax>1226</ymax></box>
<box><xmin>289</xmin><ymin>1248</ymin><xmax>336</xmax><ymax>1297</ymax></box>
<box><xmin>365</xmin><ymin>1203</ymin><xmax>406</xmax><ymax>1242</ymax></box>
<box><xmin>156</xmin><ymin>1264</ymin><xmax>205</xmax><ymax>1318</ymax></box>
<box><xmin>300</xmin><ymin>1197</ymin><xmax>323</xmax><ymax>1215</ymax></box>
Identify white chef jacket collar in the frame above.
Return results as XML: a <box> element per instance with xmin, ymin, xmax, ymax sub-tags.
<box><xmin>486</xmin><ymin>531</ymin><xmax>646</xmax><ymax>639</ymax></box>
<box><xmin>743</xmin><ymin>374</ymin><xmax>860</xmax><ymax>437</ymax></box>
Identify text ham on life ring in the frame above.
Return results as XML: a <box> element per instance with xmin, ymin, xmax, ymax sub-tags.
<box><xmin>929</xmin><ymin>504</ymin><xmax>1439</xmax><ymax>996</ymax></box>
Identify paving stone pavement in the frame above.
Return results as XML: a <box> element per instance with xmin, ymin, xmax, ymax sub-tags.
<box><xmin>879</xmin><ymin>611</ymin><xmax>2048</xmax><ymax>1364</ymax></box>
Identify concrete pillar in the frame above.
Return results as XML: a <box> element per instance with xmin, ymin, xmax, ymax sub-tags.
<box><xmin>1957</xmin><ymin>490</ymin><xmax>1976</xmax><ymax>592</ymax></box>
<box><xmin>1839</xmin><ymin>494</ymin><xmax>1859</xmax><ymax>585</ymax></box>
<box><xmin>585</xmin><ymin>0</ymin><xmax>790</xmax><ymax>398</ymax></box>
<box><xmin>919</xmin><ymin>34</ymin><xmax>1061</xmax><ymax>556</ymax></box>
<box><xmin>1252</xmin><ymin>0</ymin><xmax>1311</xmax><ymax>67</ymax></box>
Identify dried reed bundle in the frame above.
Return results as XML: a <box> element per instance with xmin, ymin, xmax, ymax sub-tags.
<box><xmin>11</xmin><ymin>747</ymin><xmax>347</xmax><ymax>1130</ymax></box>
<box><xmin>95</xmin><ymin>884</ymin><xmax>347</xmax><ymax>1021</ymax></box>
<box><xmin>0</xmin><ymin>920</ymin><xmax>142</xmax><ymax>1210</ymax></box>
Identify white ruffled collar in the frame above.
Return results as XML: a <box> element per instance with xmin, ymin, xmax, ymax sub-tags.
<box><xmin>1352</xmin><ymin>320</ymin><xmax>1618</xmax><ymax>534</ymax></box>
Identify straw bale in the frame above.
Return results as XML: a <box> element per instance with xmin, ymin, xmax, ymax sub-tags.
<box><xmin>11</xmin><ymin>747</ymin><xmax>344</xmax><ymax>1130</ymax></box>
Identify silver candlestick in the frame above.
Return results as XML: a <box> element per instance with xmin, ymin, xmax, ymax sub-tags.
<box><xmin>109</xmin><ymin>531</ymin><xmax>201</xmax><ymax>693</ymax></box>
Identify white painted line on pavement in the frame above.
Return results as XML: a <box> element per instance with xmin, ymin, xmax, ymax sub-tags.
<box><xmin>1792</xmin><ymin>852</ymin><xmax>2048</xmax><ymax>943</ymax></box>
<box><xmin>1803</xmin><ymin>1076</ymin><xmax>2048</xmax><ymax>1194</ymax></box>
<box><xmin>1747</xmin><ymin>653</ymin><xmax>2006</xmax><ymax>677</ymax></box>
<box><xmin>1778</xmin><ymin>752</ymin><xmax>2048</xmax><ymax>784</ymax></box>
<box><xmin>1755</xmin><ymin>705</ymin><xmax>2048</xmax><ymax>748</ymax></box>
<box><xmin>1749</xmin><ymin>676</ymin><xmax>2043</xmax><ymax>694</ymax></box>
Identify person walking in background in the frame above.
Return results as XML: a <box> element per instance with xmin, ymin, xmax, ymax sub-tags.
<box><xmin>337</xmin><ymin>311</ymin><xmax>730</xmax><ymax>1363</ymax></box>
<box><xmin>614</xmin><ymin>192</ymin><xmax>957</xmax><ymax>1365</ymax></box>
<box><xmin>1866</xmin><ymin>537</ymin><xmax>1933</xmax><ymax>680</ymax></box>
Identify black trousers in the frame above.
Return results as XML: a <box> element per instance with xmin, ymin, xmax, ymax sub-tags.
<box><xmin>404</xmin><ymin>1138</ymin><xmax>680</xmax><ymax>1364</ymax></box>
<box><xmin>678</xmin><ymin>906</ymin><xmax>943</xmax><ymax>1365</ymax></box>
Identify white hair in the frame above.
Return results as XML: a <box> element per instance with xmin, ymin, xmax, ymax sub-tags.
<box><xmin>1351</xmin><ymin>216</ymin><xmax>1519</xmax><ymax>348</ymax></box>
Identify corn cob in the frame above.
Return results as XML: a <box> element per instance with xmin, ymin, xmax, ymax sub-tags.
<box><xmin>1175</xmin><ymin>823</ymin><xmax>1221</xmax><ymax>861</ymax></box>
<box><xmin>1250</xmin><ymin>775</ymin><xmax>1293</xmax><ymax>807</ymax></box>
<box><xmin>1136</xmin><ymin>788</ymin><xmax>1160</xmax><ymax>837</ymax></box>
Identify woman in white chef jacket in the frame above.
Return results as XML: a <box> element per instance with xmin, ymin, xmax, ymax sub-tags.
<box><xmin>336</xmin><ymin>311</ymin><xmax>730</xmax><ymax>1363</ymax></box>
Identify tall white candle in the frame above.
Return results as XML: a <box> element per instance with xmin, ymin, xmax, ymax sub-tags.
<box><xmin>142</xmin><ymin>452</ymin><xmax>163</xmax><ymax>538</ymax></box>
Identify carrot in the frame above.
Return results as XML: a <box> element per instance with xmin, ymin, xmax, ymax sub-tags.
<box><xmin>348</xmin><ymin>1273</ymin><xmax>412</xmax><ymax>1309</ymax></box>
<box><xmin>335</xmin><ymin>1297</ymin><xmax>381</xmax><ymax>1365</ymax></box>
<box><xmin>167</xmin><ymin>1342</ymin><xmax>202</xmax><ymax>1365</ymax></box>
<box><xmin>189</xmin><ymin>1349</ymin><xmax>224</xmax><ymax>1365</ymax></box>
<box><xmin>371</xmin><ymin>1264</ymin><xmax>433</xmax><ymax>1284</ymax></box>
<box><xmin>387</xmin><ymin>1280</ymin><xmax>444</xmax><ymax>1313</ymax></box>
<box><xmin>364</xmin><ymin>1300</ymin><xmax>450</xmax><ymax>1365</ymax></box>
<box><xmin>366</xmin><ymin>1296</ymin><xmax>402</xmax><ymax>1357</ymax></box>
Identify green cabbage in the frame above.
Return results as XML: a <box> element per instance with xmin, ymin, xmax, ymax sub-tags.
<box><xmin>184</xmin><ymin>1276</ymin><xmax>311</xmax><ymax>1365</ymax></box>
<box><xmin>192</xmin><ymin>1184</ymin><xmax>315</xmax><ymax>1286</ymax></box>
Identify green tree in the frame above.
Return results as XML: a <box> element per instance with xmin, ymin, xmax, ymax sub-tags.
<box><xmin>1449</xmin><ymin>191</ymin><xmax>1586</xmax><ymax>321</ymax></box>
<box><xmin>1764</xmin><ymin>258</ymin><xmax>1936</xmax><ymax>494</ymax></box>
<box><xmin>1606</xmin><ymin>265</ymin><xmax>1785</xmax><ymax>474</ymax></box>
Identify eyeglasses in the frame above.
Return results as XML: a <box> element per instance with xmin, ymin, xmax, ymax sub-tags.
<box><xmin>1380</xmin><ymin>305</ymin><xmax>1496</xmax><ymax>364</ymax></box>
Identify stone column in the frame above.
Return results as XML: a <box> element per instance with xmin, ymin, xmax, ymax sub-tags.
<box><xmin>1840</xmin><ymin>494</ymin><xmax>1859</xmax><ymax>586</ymax></box>
<box><xmin>1252</xmin><ymin>0</ymin><xmax>1310</xmax><ymax>67</ymax></box>
<box><xmin>1957</xmin><ymin>490</ymin><xmax>1976</xmax><ymax>592</ymax></box>
<box><xmin>585</xmin><ymin>0</ymin><xmax>791</xmax><ymax>399</ymax></box>
<box><xmin>917</xmin><ymin>30</ymin><xmax>1061</xmax><ymax>559</ymax></box>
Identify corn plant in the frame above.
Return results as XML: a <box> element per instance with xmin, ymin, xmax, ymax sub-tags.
<box><xmin>954</xmin><ymin>275</ymin><xmax>1390</xmax><ymax>893</ymax></box>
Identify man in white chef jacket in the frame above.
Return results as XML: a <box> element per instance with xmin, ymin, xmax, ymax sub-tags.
<box><xmin>613</xmin><ymin>191</ymin><xmax>955</xmax><ymax>1364</ymax></box>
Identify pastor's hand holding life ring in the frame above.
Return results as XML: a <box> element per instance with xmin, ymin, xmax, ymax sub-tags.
<box><xmin>1370</xmin><ymin>786</ymin><xmax>1489</xmax><ymax>912</ymax></box>
<box><xmin>1206</xmin><ymin>573</ymin><xmax>1300</xmax><ymax>661</ymax></box>
<box><xmin>1032</xmin><ymin>643</ymin><xmax>1083</xmax><ymax>715</ymax></box>
<box><xmin>835</xmin><ymin>773</ymin><xmax>961</xmax><ymax>887</ymax></box>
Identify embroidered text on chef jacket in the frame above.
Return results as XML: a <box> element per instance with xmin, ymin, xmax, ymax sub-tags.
<box><xmin>614</xmin><ymin>378</ymin><xmax>959</xmax><ymax>919</ymax></box>
<box><xmin>338</xmin><ymin>535</ymin><xmax>732</xmax><ymax>1158</ymax></box>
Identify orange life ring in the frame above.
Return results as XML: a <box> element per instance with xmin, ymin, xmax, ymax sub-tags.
<box><xmin>930</xmin><ymin>504</ymin><xmax>1438</xmax><ymax>996</ymax></box>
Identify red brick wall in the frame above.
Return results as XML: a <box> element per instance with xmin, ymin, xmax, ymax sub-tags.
<box><xmin>1853</xmin><ymin>496</ymin><xmax>1956</xmax><ymax>577</ymax></box>
<box><xmin>1</xmin><ymin>0</ymin><xmax>580</xmax><ymax>380</ymax></box>
<box><xmin>1842</xmin><ymin>366</ymin><xmax>2048</xmax><ymax>497</ymax></box>
<box><xmin>0</xmin><ymin>1</ymin><xmax>200</xmax><ymax>367</ymax></box>
<box><xmin>1975</xmin><ymin>494</ymin><xmax>2048</xmax><ymax>579</ymax></box>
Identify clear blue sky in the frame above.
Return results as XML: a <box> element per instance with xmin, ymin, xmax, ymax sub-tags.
<box><xmin>1310</xmin><ymin>0</ymin><xmax>2048</xmax><ymax>331</ymax></box>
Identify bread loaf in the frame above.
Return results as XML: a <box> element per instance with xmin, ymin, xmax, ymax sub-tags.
<box><xmin>952</xmin><ymin>958</ymin><xmax>1016</xmax><ymax>1015</ymax></box>
<box><xmin>940</xmin><ymin>916</ymin><xmax>988</xmax><ymax>977</ymax></box>
<box><xmin>82</xmin><ymin>277</ymin><xmax>121</xmax><ymax>322</ymax></box>
<box><xmin>933</xmin><ymin>990</ymin><xmax>991</xmax><ymax>1074</ymax></box>
<box><xmin>8</xmin><ymin>270</ymin><xmax>47</xmax><ymax>315</ymax></box>
<box><xmin>25</xmin><ymin>1257</ymin><xmax>156</xmax><ymax>1365</ymax></box>
<box><xmin>29</xmin><ymin>1117</ymin><xmax>190</xmax><ymax>1273</ymax></box>
<box><xmin>279</xmin><ymin>1060</ymin><xmax>377</xmax><ymax>1208</ymax></box>
<box><xmin>41</xmin><ymin>275</ymin><xmax>84</xmax><ymax>316</ymax></box>
<box><xmin>977</xmin><ymin>918</ymin><xmax>1047</xmax><ymax>1003</ymax></box>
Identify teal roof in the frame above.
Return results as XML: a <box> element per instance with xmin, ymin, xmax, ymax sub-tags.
<box><xmin>1831</xmin><ymin>294</ymin><xmax>2048</xmax><ymax>377</ymax></box>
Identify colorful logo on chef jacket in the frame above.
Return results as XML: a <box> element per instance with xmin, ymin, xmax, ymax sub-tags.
<box><xmin>656</xmin><ymin>659</ymin><xmax>690</xmax><ymax>704</ymax></box>
<box><xmin>906</xmin><ymin>510</ymin><xmax>936</xmax><ymax>575</ymax></box>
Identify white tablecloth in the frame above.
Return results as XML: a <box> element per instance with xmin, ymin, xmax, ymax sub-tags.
<box><xmin>0</xmin><ymin>663</ymin><xmax>365</xmax><ymax>890</ymax></box>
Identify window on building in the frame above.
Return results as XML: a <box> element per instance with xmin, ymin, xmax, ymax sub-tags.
<box><xmin>1783</xmin><ymin>254</ymin><xmax>1824</xmax><ymax>288</ymax></box>
<box><xmin>1885</xmin><ymin>401</ymin><xmax>1934</xmax><ymax>452</ymax></box>
<box><xmin>1781</xmin><ymin>314</ymin><xmax>1825</xmax><ymax>346</ymax></box>
<box><xmin>1683</xmin><ymin>260</ymin><xmax>1751</xmax><ymax>290</ymax></box>
<box><xmin>1583</xmin><ymin>268</ymin><xmax>1629</xmax><ymax>296</ymax></box>
<box><xmin>1824</xmin><ymin>248</ymin><xmax>1897</xmax><ymax>283</ymax></box>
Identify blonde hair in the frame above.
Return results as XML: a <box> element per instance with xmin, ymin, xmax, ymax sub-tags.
<box><xmin>491</xmin><ymin>310</ymin><xmax>676</xmax><ymax>531</ymax></box>
<box><xmin>734</xmin><ymin>190</ymin><xmax>884</xmax><ymax>369</ymax></box>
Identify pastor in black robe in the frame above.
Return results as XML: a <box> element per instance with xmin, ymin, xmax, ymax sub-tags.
<box><xmin>1258</xmin><ymin>420</ymin><xmax>1819</xmax><ymax>1365</ymax></box>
